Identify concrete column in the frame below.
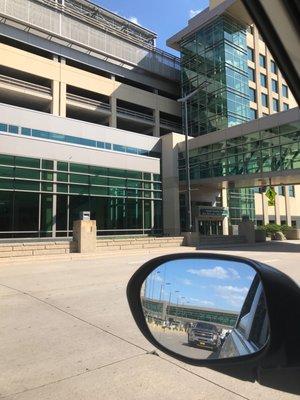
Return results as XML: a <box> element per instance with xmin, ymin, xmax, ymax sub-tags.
<box><xmin>52</xmin><ymin>160</ymin><xmax>57</xmax><ymax>238</ymax></box>
<box><xmin>285</xmin><ymin>190</ymin><xmax>292</xmax><ymax>226</ymax></box>
<box><xmin>153</xmin><ymin>89</ymin><xmax>160</xmax><ymax>137</ymax></box>
<box><xmin>221</xmin><ymin>187</ymin><xmax>229</xmax><ymax>235</ymax></box>
<box><xmin>51</xmin><ymin>55</ymin><xmax>60</xmax><ymax>116</ymax></box>
<box><xmin>109</xmin><ymin>75</ymin><xmax>117</xmax><ymax>128</ymax></box>
<box><xmin>59</xmin><ymin>57</ymin><xmax>66</xmax><ymax>117</ymax></box>
<box><xmin>262</xmin><ymin>192</ymin><xmax>269</xmax><ymax>225</ymax></box>
<box><xmin>73</xmin><ymin>220</ymin><xmax>97</xmax><ymax>253</ymax></box>
<box><xmin>161</xmin><ymin>133</ymin><xmax>185</xmax><ymax>236</ymax></box>
<box><xmin>274</xmin><ymin>189</ymin><xmax>281</xmax><ymax>225</ymax></box>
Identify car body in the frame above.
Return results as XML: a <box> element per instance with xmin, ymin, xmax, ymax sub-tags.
<box><xmin>219</xmin><ymin>275</ymin><xmax>269</xmax><ymax>358</ymax></box>
<box><xmin>188</xmin><ymin>321</ymin><xmax>221</xmax><ymax>351</ymax></box>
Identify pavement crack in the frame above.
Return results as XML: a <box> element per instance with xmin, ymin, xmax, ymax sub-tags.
<box><xmin>0</xmin><ymin>283</ymin><xmax>148</xmax><ymax>353</ymax></box>
<box><xmin>159</xmin><ymin>355</ymin><xmax>251</xmax><ymax>400</ymax></box>
<box><xmin>1</xmin><ymin>353</ymin><xmax>145</xmax><ymax>399</ymax></box>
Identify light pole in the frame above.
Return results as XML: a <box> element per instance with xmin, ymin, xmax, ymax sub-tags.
<box><xmin>159</xmin><ymin>282</ymin><xmax>171</xmax><ymax>301</ymax></box>
<box><xmin>177</xmin><ymin>82</ymin><xmax>208</xmax><ymax>232</ymax></box>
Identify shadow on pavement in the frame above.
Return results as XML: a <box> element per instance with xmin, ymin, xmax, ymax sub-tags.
<box><xmin>196</xmin><ymin>241</ymin><xmax>300</xmax><ymax>253</ymax></box>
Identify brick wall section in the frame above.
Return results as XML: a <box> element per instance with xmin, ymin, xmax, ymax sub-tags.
<box><xmin>96</xmin><ymin>237</ymin><xmax>185</xmax><ymax>251</ymax></box>
<box><xmin>0</xmin><ymin>237</ymin><xmax>185</xmax><ymax>258</ymax></box>
<box><xmin>0</xmin><ymin>241</ymin><xmax>77</xmax><ymax>258</ymax></box>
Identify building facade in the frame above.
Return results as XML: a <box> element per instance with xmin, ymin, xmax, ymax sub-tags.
<box><xmin>168</xmin><ymin>0</ymin><xmax>300</xmax><ymax>233</ymax></box>
<box><xmin>0</xmin><ymin>0</ymin><xmax>299</xmax><ymax>239</ymax></box>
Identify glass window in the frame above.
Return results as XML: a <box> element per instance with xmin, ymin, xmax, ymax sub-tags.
<box><xmin>32</xmin><ymin>129</ymin><xmax>49</xmax><ymax>139</ymax></box>
<box><xmin>249</xmin><ymin>108</ymin><xmax>257</xmax><ymax>120</ymax></box>
<box><xmin>8</xmin><ymin>125</ymin><xmax>18</xmax><ymax>134</ymax></box>
<box><xmin>0</xmin><ymin>123</ymin><xmax>8</xmax><ymax>132</ymax></box>
<box><xmin>270</xmin><ymin>60</ymin><xmax>277</xmax><ymax>74</ymax></box>
<box><xmin>271</xmin><ymin>79</ymin><xmax>278</xmax><ymax>93</ymax></box>
<box><xmin>0</xmin><ymin>192</ymin><xmax>13</xmax><ymax>233</ymax></box>
<box><xmin>13</xmin><ymin>192</ymin><xmax>39</xmax><ymax>232</ymax></box>
<box><xmin>277</xmin><ymin>186</ymin><xmax>285</xmax><ymax>196</ymax></box>
<box><xmin>273</xmin><ymin>98</ymin><xmax>279</xmax><ymax>112</ymax></box>
<box><xmin>249</xmin><ymin>87</ymin><xmax>256</xmax><ymax>102</ymax></box>
<box><xmin>15</xmin><ymin>156</ymin><xmax>40</xmax><ymax>168</ymax></box>
<box><xmin>113</xmin><ymin>144</ymin><xmax>126</xmax><ymax>152</ymax></box>
<box><xmin>289</xmin><ymin>185</ymin><xmax>295</xmax><ymax>197</ymax></box>
<box><xmin>283</xmin><ymin>103</ymin><xmax>289</xmax><ymax>111</ymax></box>
<box><xmin>42</xmin><ymin>160</ymin><xmax>53</xmax><ymax>170</ymax></box>
<box><xmin>21</xmin><ymin>127</ymin><xmax>31</xmax><ymax>136</ymax></box>
<box><xmin>282</xmin><ymin>84</ymin><xmax>289</xmax><ymax>98</ymax></box>
<box><xmin>260</xmin><ymin>73</ymin><xmax>267</xmax><ymax>87</ymax></box>
<box><xmin>248</xmin><ymin>67</ymin><xmax>255</xmax><ymax>82</ymax></box>
<box><xmin>259</xmin><ymin>54</ymin><xmax>266</xmax><ymax>68</ymax></box>
<box><xmin>247</xmin><ymin>47</ymin><xmax>254</xmax><ymax>62</ymax></box>
<box><xmin>261</xmin><ymin>93</ymin><xmax>268</xmax><ymax>107</ymax></box>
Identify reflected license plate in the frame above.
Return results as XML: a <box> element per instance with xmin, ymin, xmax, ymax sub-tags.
<box><xmin>199</xmin><ymin>341</ymin><xmax>206</xmax><ymax>346</ymax></box>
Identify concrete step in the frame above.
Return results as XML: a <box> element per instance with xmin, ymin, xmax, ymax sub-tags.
<box><xmin>198</xmin><ymin>235</ymin><xmax>246</xmax><ymax>245</ymax></box>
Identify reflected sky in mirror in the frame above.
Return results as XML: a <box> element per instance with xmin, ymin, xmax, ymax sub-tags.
<box><xmin>144</xmin><ymin>259</ymin><xmax>256</xmax><ymax>312</ymax></box>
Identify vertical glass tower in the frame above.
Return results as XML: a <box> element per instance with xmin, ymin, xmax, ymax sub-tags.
<box><xmin>181</xmin><ymin>15</ymin><xmax>250</xmax><ymax>136</ymax></box>
<box><xmin>180</xmin><ymin>14</ymin><xmax>254</xmax><ymax>227</ymax></box>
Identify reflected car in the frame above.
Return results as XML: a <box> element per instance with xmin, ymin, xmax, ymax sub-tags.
<box><xmin>188</xmin><ymin>322</ymin><xmax>221</xmax><ymax>351</ymax></box>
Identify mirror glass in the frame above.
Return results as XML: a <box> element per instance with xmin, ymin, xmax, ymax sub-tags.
<box><xmin>141</xmin><ymin>258</ymin><xmax>269</xmax><ymax>360</ymax></box>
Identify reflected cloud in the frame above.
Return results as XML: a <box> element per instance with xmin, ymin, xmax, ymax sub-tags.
<box><xmin>187</xmin><ymin>266</ymin><xmax>240</xmax><ymax>280</ymax></box>
<box><xmin>214</xmin><ymin>285</ymin><xmax>249</xmax><ymax>307</ymax></box>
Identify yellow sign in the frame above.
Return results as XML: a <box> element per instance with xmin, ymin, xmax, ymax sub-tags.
<box><xmin>265</xmin><ymin>187</ymin><xmax>276</xmax><ymax>206</ymax></box>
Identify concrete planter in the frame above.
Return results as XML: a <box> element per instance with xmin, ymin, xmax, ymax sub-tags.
<box><xmin>285</xmin><ymin>229</ymin><xmax>300</xmax><ymax>240</ymax></box>
<box><xmin>255</xmin><ymin>230</ymin><xmax>266</xmax><ymax>242</ymax></box>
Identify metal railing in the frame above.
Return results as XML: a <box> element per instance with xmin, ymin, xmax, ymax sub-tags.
<box><xmin>160</xmin><ymin>118</ymin><xmax>182</xmax><ymax>131</ymax></box>
<box><xmin>66</xmin><ymin>93</ymin><xmax>111</xmax><ymax>111</ymax></box>
<box><xmin>0</xmin><ymin>0</ymin><xmax>180</xmax><ymax>81</ymax></box>
<box><xmin>0</xmin><ymin>74</ymin><xmax>52</xmax><ymax>95</ymax></box>
<box><xmin>117</xmin><ymin>106</ymin><xmax>154</xmax><ymax>123</ymax></box>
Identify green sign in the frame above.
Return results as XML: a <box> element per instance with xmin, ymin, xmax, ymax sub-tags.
<box><xmin>265</xmin><ymin>187</ymin><xmax>276</xmax><ymax>206</ymax></box>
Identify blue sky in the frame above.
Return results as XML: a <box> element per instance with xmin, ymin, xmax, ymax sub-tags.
<box><xmin>145</xmin><ymin>259</ymin><xmax>256</xmax><ymax>312</ymax></box>
<box><xmin>94</xmin><ymin>0</ymin><xmax>209</xmax><ymax>54</ymax></box>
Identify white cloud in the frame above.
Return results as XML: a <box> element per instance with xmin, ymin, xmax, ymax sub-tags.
<box><xmin>188</xmin><ymin>266</ymin><xmax>228</xmax><ymax>280</ymax></box>
<box><xmin>152</xmin><ymin>274</ymin><xmax>163</xmax><ymax>282</ymax></box>
<box><xmin>129</xmin><ymin>16</ymin><xmax>140</xmax><ymax>25</ymax></box>
<box><xmin>189</xmin><ymin>298</ymin><xmax>214</xmax><ymax>307</ymax></box>
<box><xmin>228</xmin><ymin>268</ymin><xmax>241</xmax><ymax>280</ymax></box>
<box><xmin>214</xmin><ymin>285</ymin><xmax>248</xmax><ymax>307</ymax></box>
<box><xmin>189</xmin><ymin>8</ymin><xmax>204</xmax><ymax>18</ymax></box>
<box><xmin>187</xmin><ymin>266</ymin><xmax>240</xmax><ymax>280</ymax></box>
<box><xmin>181</xmin><ymin>278</ymin><xmax>192</xmax><ymax>286</ymax></box>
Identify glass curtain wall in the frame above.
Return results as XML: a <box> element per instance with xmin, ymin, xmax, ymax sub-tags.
<box><xmin>0</xmin><ymin>154</ymin><xmax>162</xmax><ymax>238</ymax></box>
<box><xmin>180</xmin><ymin>15</ymin><xmax>250</xmax><ymax>137</ymax></box>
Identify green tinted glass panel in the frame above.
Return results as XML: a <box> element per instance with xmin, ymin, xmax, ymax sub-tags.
<box><xmin>41</xmin><ymin>182</ymin><xmax>53</xmax><ymax>192</ymax></box>
<box><xmin>0</xmin><ymin>178</ymin><xmax>14</xmax><ymax>189</ymax></box>
<box><xmin>42</xmin><ymin>172</ymin><xmax>53</xmax><ymax>181</ymax></box>
<box><xmin>15</xmin><ymin>156</ymin><xmax>40</xmax><ymax>168</ymax></box>
<box><xmin>70</xmin><ymin>185</ymin><xmax>89</xmax><ymax>195</ymax></box>
<box><xmin>70</xmin><ymin>174</ymin><xmax>89</xmax><ymax>184</ymax></box>
<box><xmin>89</xmin><ymin>186</ymin><xmax>108</xmax><ymax>196</ymax></box>
<box><xmin>143</xmin><ymin>173</ymin><xmax>151</xmax><ymax>180</ymax></box>
<box><xmin>57</xmin><ymin>183</ymin><xmax>68</xmax><ymax>193</ymax></box>
<box><xmin>70</xmin><ymin>163</ymin><xmax>89</xmax><ymax>173</ymax></box>
<box><xmin>90</xmin><ymin>166</ymin><xmax>107</xmax><ymax>175</ymax></box>
<box><xmin>127</xmin><ymin>180</ymin><xmax>142</xmax><ymax>188</ymax></box>
<box><xmin>14</xmin><ymin>180</ymin><xmax>40</xmax><ymax>191</ymax></box>
<box><xmin>0</xmin><ymin>166</ymin><xmax>14</xmax><ymax>177</ymax></box>
<box><xmin>57</xmin><ymin>162</ymin><xmax>68</xmax><ymax>171</ymax></box>
<box><xmin>0</xmin><ymin>154</ymin><xmax>14</xmax><ymax>166</ymax></box>
<box><xmin>153</xmin><ymin>174</ymin><xmax>160</xmax><ymax>181</ymax></box>
<box><xmin>57</xmin><ymin>172</ymin><xmax>68</xmax><ymax>182</ymax></box>
<box><xmin>127</xmin><ymin>170</ymin><xmax>142</xmax><ymax>179</ymax></box>
<box><xmin>90</xmin><ymin>176</ymin><xmax>107</xmax><ymax>185</ymax></box>
<box><xmin>42</xmin><ymin>160</ymin><xmax>54</xmax><ymax>170</ymax></box>
<box><xmin>109</xmin><ymin>178</ymin><xmax>126</xmax><ymax>187</ymax></box>
<box><xmin>15</xmin><ymin>168</ymin><xmax>40</xmax><ymax>180</ymax></box>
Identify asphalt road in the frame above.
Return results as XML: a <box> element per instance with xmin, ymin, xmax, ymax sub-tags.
<box><xmin>152</xmin><ymin>329</ymin><xmax>214</xmax><ymax>359</ymax></box>
<box><xmin>0</xmin><ymin>241</ymin><xmax>299</xmax><ymax>400</ymax></box>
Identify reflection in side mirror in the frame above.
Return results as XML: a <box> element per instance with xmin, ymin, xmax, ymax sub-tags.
<box><xmin>141</xmin><ymin>258</ymin><xmax>269</xmax><ymax>360</ymax></box>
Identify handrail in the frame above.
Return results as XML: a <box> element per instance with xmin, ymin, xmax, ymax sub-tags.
<box><xmin>117</xmin><ymin>106</ymin><xmax>154</xmax><ymax>122</ymax></box>
<box><xmin>0</xmin><ymin>74</ymin><xmax>52</xmax><ymax>95</ymax></box>
<box><xmin>66</xmin><ymin>93</ymin><xmax>111</xmax><ymax>110</ymax></box>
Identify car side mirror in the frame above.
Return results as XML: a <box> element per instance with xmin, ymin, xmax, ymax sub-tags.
<box><xmin>127</xmin><ymin>253</ymin><xmax>300</xmax><ymax>389</ymax></box>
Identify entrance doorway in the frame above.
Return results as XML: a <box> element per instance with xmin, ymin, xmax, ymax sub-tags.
<box><xmin>198</xmin><ymin>220</ymin><xmax>223</xmax><ymax>235</ymax></box>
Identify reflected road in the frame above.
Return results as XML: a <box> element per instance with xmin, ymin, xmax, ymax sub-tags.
<box><xmin>152</xmin><ymin>329</ymin><xmax>215</xmax><ymax>359</ymax></box>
